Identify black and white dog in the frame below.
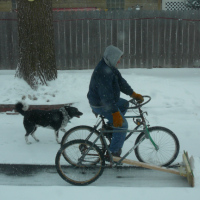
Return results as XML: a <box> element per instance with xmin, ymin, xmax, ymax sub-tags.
<box><xmin>15</xmin><ymin>102</ymin><xmax>83</xmax><ymax>144</ymax></box>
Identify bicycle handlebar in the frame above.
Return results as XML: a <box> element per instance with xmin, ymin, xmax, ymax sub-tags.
<box><xmin>128</xmin><ymin>95</ymin><xmax>151</xmax><ymax>109</ymax></box>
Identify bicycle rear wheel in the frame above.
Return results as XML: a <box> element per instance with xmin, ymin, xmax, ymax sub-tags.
<box><xmin>134</xmin><ymin>126</ymin><xmax>180</xmax><ymax>167</ymax></box>
<box><xmin>55</xmin><ymin>139</ymin><xmax>105</xmax><ymax>186</ymax></box>
<box><xmin>61</xmin><ymin>126</ymin><xmax>105</xmax><ymax>150</ymax></box>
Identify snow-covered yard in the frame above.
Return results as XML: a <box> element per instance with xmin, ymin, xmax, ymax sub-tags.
<box><xmin>0</xmin><ymin>68</ymin><xmax>200</xmax><ymax>199</ymax></box>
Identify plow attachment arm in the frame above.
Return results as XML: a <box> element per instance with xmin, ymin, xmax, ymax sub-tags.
<box><xmin>113</xmin><ymin>151</ymin><xmax>194</xmax><ymax>187</ymax></box>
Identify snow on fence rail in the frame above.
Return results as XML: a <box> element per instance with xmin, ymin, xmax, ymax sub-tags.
<box><xmin>0</xmin><ymin>10</ymin><xmax>200</xmax><ymax>70</ymax></box>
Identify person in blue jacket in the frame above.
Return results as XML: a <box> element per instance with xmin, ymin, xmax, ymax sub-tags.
<box><xmin>87</xmin><ymin>45</ymin><xmax>144</xmax><ymax>157</ymax></box>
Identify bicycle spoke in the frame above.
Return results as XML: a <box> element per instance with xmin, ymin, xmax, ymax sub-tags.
<box><xmin>56</xmin><ymin>140</ymin><xmax>105</xmax><ymax>186</ymax></box>
<box><xmin>135</xmin><ymin>126</ymin><xmax>179</xmax><ymax>166</ymax></box>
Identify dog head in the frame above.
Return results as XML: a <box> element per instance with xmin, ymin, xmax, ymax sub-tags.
<box><xmin>64</xmin><ymin>106</ymin><xmax>83</xmax><ymax>118</ymax></box>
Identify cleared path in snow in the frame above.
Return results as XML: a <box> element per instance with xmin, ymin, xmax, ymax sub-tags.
<box><xmin>0</xmin><ymin>165</ymin><xmax>189</xmax><ymax>187</ymax></box>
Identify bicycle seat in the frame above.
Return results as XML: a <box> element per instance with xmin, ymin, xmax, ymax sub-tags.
<box><xmin>92</xmin><ymin>110</ymin><xmax>105</xmax><ymax>119</ymax></box>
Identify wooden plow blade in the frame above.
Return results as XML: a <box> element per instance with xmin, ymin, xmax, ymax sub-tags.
<box><xmin>113</xmin><ymin>151</ymin><xmax>194</xmax><ymax>187</ymax></box>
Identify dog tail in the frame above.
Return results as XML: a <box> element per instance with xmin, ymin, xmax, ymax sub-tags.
<box><xmin>15</xmin><ymin>102</ymin><xmax>29</xmax><ymax>116</ymax></box>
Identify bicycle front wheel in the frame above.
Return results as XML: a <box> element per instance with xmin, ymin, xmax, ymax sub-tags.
<box><xmin>55</xmin><ymin>139</ymin><xmax>105</xmax><ymax>186</ymax></box>
<box><xmin>134</xmin><ymin>126</ymin><xmax>180</xmax><ymax>167</ymax></box>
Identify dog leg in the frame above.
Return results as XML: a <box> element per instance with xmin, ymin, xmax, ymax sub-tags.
<box><xmin>55</xmin><ymin>131</ymin><xmax>60</xmax><ymax>144</ymax></box>
<box><xmin>25</xmin><ymin>126</ymin><xmax>38</xmax><ymax>144</ymax></box>
<box><xmin>25</xmin><ymin>135</ymin><xmax>31</xmax><ymax>144</ymax></box>
<box><xmin>31</xmin><ymin>127</ymin><xmax>39</xmax><ymax>142</ymax></box>
<box><xmin>31</xmin><ymin>132</ymin><xmax>39</xmax><ymax>142</ymax></box>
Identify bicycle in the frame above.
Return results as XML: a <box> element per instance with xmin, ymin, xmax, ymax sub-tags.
<box><xmin>55</xmin><ymin>96</ymin><xmax>180</xmax><ymax>186</ymax></box>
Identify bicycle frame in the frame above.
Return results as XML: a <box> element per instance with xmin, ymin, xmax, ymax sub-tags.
<box><xmin>78</xmin><ymin>97</ymin><xmax>159</xmax><ymax>166</ymax></box>
<box><xmin>56</xmin><ymin>96</ymin><xmax>183</xmax><ymax>186</ymax></box>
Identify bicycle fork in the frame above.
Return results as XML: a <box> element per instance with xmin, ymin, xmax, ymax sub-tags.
<box><xmin>144</xmin><ymin>125</ymin><xmax>159</xmax><ymax>151</ymax></box>
<box><xmin>139</xmin><ymin>107</ymin><xmax>159</xmax><ymax>151</ymax></box>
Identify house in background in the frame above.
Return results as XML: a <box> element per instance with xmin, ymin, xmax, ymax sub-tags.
<box><xmin>0</xmin><ymin>0</ymin><xmax>178</xmax><ymax>12</ymax></box>
<box><xmin>52</xmin><ymin>0</ymin><xmax>161</xmax><ymax>11</ymax></box>
<box><xmin>0</xmin><ymin>0</ymin><xmax>198</xmax><ymax>12</ymax></box>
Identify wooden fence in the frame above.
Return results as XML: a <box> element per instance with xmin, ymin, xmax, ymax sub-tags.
<box><xmin>0</xmin><ymin>10</ymin><xmax>200</xmax><ymax>70</ymax></box>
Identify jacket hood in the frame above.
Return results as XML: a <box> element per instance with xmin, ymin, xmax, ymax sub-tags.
<box><xmin>103</xmin><ymin>45</ymin><xmax>123</xmax><ymax>67</ymax></box>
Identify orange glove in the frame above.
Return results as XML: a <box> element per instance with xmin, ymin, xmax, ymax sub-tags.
<box><xmin>112</xmin><ymin>111</ymin><xmax>123</xmax><ymax>127</ymax></box>
<box><xmin>131</xmin><ymin>92</ymin><xmax>144</xmax><ymax>103</ymax></box>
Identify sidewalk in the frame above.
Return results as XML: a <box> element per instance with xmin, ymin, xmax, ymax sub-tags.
<box><xmin>0</xmin><ymin>164</ymin><xmax>189</xmax><ymax>187</ymax></box>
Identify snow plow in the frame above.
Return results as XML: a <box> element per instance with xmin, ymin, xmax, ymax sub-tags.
<box><xmin>113</xmin><ymin>151</ymin><xmax>194</xmax><ymax>187</ymax></box>
<box><xmin>55</xmin><ymin>97</ymin><xmax>195</xmax><ymax>186</ymax></box>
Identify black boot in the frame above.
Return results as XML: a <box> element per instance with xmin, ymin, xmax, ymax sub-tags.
<box><xmin>104</xmin><ymin>149</ymin><xmax>122</xmax><ymax>162</ymax></box>
<box><xmin>111</xmin><ymin>149</ymin><xmax>122</xmax><ymax>157</ymax></box>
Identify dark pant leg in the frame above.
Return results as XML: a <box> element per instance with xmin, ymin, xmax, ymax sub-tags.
<box><xmin>91</xmin><ymin>98</ymin><xmax>129</xmax><ymax>153</ymax></box>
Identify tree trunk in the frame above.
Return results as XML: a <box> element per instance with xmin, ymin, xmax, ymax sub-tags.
<box><xmin>16</xmin><ymin>0</ymin><xmax>57</xmax><ymax>90</ymax></box>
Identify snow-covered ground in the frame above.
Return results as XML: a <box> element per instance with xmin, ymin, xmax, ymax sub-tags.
<box><xmin>0</xmin><ymin>68</ymin><xmax>200</xmax><ymax>199</ymax></box>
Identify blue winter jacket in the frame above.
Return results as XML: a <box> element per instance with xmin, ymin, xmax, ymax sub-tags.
<box><xmin>87</xmin><ymin>45</ymin><xmax>133</xmax><ymax>113</ymax></box>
